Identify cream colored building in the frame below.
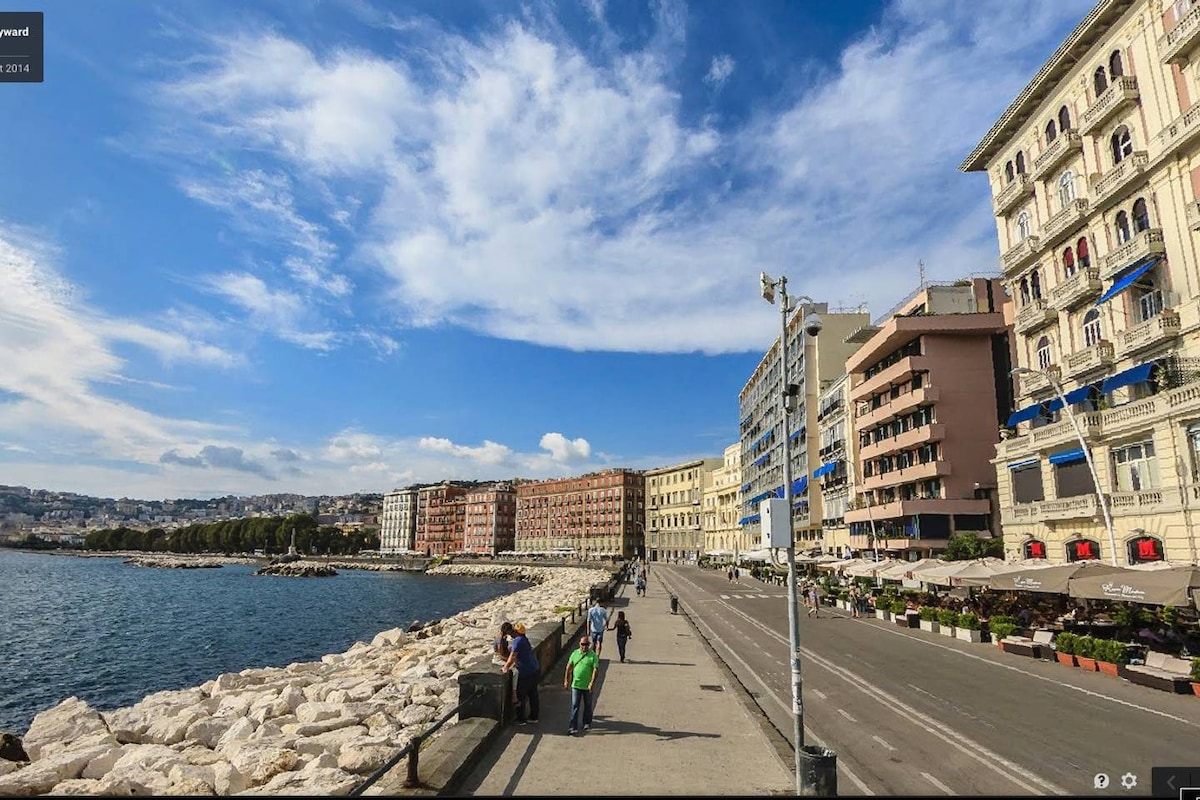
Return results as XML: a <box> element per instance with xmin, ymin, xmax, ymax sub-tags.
<box><xmin>816</xmin><ymin>373</ymin><xmax>856</xmax><ymax>557</ymax></box>
<box><xmin>646</xmin><ymin>458</ymin><xmax>723</xmax><ymax>562</ymax></box>
<box><xmin>703</xmin><ymin>443</ymin><xmax>747</xmax><ymax>556</ymax></box>
<box><xmin>961</xmin><ymin>0</ymin><xmax>1200</xmax><ymax>566</ymax></box>
<box><xmin>380</xmin><ymin>488</ymin><xmax>418</xmax><ymax>554</ymax></box>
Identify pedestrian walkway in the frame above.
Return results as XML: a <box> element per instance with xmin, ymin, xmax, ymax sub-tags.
<box><xmin>456</xmin><ymin>569</ymin><xmax>795</xmax><ymax>796</ymax></box>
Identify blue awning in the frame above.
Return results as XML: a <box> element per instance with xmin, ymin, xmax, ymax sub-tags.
<box><xmin>1005</xmin><ymin>403</ymin><xmax>1042</xmax><ymax>427</ymax></box>
<box><xmin>1101</xmin><ymin>362</ymin><xmax>1154</xmax><ymax>393</ymax></box>
<box><xmin>1049</xmin><ymin>448</ymin><xmax>1086</xmax><ymax>465</ymax></box>
<box><xmin>1096</xmin><ymin>257</ymin><xmax>1159</xmax><ymax>306</ymax></box>
<box><xmin>812</xmin><ymin>462</ymin><xmax>837</xmax><ymax>478</ymax></box>
<box><xmin>752</xmin><ymin>454</ymin><xmax>768</xmax><ymax>467</ymax></box>
<box><xmin>740</xmin><ymin>483</ymin><xmax>752</xmax><ymax>493</ymax></box>
<box><xmin>737</xmin><ymin>516</ymin><xmax>752</xmax><ymax>525</ymax></box>
<box><xmin>774</xmin><ymin>485</ymin><xmax>785</xmax><ymax>498</ymax></box>
<box><xmin>1007</xmin><ymin>457</ymin><xmax>1039</xmax><ymax>470</ymax></box>
<box><xmin>792</xmin><ymin>476</ymin><xmax>808</xmax><ymax>495</ymax></box>
<box><xmin>1064</xmin><ymin>385</ymin><xmax>1093</xmax><ymax>405</ymax></box>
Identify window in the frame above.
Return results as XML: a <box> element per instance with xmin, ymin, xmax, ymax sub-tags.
<box><xmin>1005</xmin><ymin>161</ymin><xmax>1015</xmax><ymax>183</ymax></box>
<box><xmin>1045</xmin><ymin>119</ymin><xmax>1057</xmax><ymax>144</ymax></box>
<box><xmin>1127</xmin><ymin>536</ymin><xmax>1164</xmax><ymax>564</ymax></box>
<box><xmin>1109</xmin><ymin>50</ymin><xmax>1124</xmax><ymax>78</ymax></box>
<box><xmin>1063</xmin><ymin>247</ymin><xmax>1076</xmax><ymax>278</ymax></box>
<box><xmin>1132</xmin><ymin>197</ymin><xmax>1150</xmax><ymax>232</ymax></box>
<box><xmin>1137</xmin><ymin>279</ymin><xmax>1164</xmax><ymax>322</ymax></box>
<box><xmin>1094</xmin><ymin>66</ymin><xmax>1108</xmax><ymax>96</ymax></box>
<box><xmin>1115</xmin><ymin>210</ymin><xmax>1131</xmax><ymax>244</ymax></box>
<box><xmin>1056</xmin><ymin>460</ymin><xmax>1094</xmax><ymax>498</ymax></box>
<box><xmin>1031</xmin><ymin>269</ymin><xmax>1042</xmax><ymax>299</ymax></box>
<box><xmin>1189</xmin><ymin>424</ymin><xmax>1200</xmax><ymax>481</ymax></box>
<box><xmin>1082</xmin><ymin>308</ymin><xmax>1102</xmax><ymax>347</ymax></box>
<box><xmin>1036</xmin><ymin>336</ymin><xmax>1052</xmax><ymax>370</ymax></box>
<box><xmin>1111</xmin><ymin>440</ymin><xmax>1159</xmax><ymax>492</ymax></box>
<box><xmin>1012</xmin><ymin>465</ymin><xmax>1044</xmax><ymax>504</ymax></box>
<box><xmin>1077</xmin><ymin>237</ymin><xmax>1091</xmax><ymax>268</ymax></box>
<box><xmin>1111</xmin><ymin>126</ymin><xmax>1133</xmax><ymax>164</ymax></box>
<box><xmin>1066</xmin><ymin>538</ymin><xmax>1101</xmax><ymax>562</ymax></box>
<box><xmin>1016</xmin><ymin>151</ymin><xmax>1026</xmax><ymax>174</ymax></box>
<box><xmin>1023</xmin><ymin>539</ymin><xmax>1047</xmax><ymax>559</ymax></box>
<box><xmin>1019</xmin><ymin>277</ymin><xmax>1031</xmax><ymax>305</ymax></box>
<box><xmin>1016</xmin><ymin>211</ymin><xmax>1032</xmax><ymax>241</ymax></box>
<box><xmin>1058</xmin><ymin>105</ymin><xmax>1072</xmax><ymax>132</ymax></box>
<box><xmin>1058</xmin><ymin>170</ymin><xmax>1076</xmax><ymax>207</ymax></box>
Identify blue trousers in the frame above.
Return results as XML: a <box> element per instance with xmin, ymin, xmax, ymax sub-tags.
<box><xmin>568</xmin><ymin>687</ymin><xmax>593</xmax><ymax>731</ymax></box>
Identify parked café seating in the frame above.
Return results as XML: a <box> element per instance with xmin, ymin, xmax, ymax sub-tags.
<box><xmin>1000</xmin><ymin>629</ymin><xmax>1056</xmax><ymax>659</ymax></box>
<box><xmin>1119</xmin><ymin>651</ymin><xmax>1194</xmax><ymax>694</ymax></box>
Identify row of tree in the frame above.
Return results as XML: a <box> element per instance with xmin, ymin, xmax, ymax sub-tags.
<box><xmin>84</xmin><ymin>514</ymin><xmax>380</xmax><ymax>556</ymax></box>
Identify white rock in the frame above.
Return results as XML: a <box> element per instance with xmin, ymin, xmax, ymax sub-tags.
<box><xmin>300</xmin><ymin>752</ymin><xmax>338</xmax><ymax>771</ymax></box>
<box><xmin>281</xmin><ymin>717</ymin><xmax>361</xmax><ymax>738</ymax></box>
<box><xmin>187</xmin><ymin>716</ymin><xmax>236</xmax><ymax>749</ymax></box>
<box><xmin>0</xmin><ymin>762</ymin><xmax>64</xmax><ymax>796</ymax></box>
<box><xmin>211</xmin><ymin>761</ymin><xmax>249</xmax><ymax>795</ymax></box>
<box><xmin>46</xmin><ymin>777</ymin><xmax>102</xmax><ymax>795</ymax></box>
<box><xmin>371</xmin><ymin>629</ymin><xmax>408</xmax><ymax>648</ymax></box>
<box><xmin>22</xmin><ymin>697</ymin><xmax>110</xmax><ymax>760</ymax></box>
<box><xmin>397</xmin><ymin>704</ymin><xmax>437</xmax><ymax>726</ymax></box>
<box><xmin>227</xmin><ymin>743</ymin><xmax>300</xmax><ymax>786</ymax></box>
<box><xmin>278</xmin><ymin>685</ymin><xmax>305</xmax><ymax>714</ymax></box>
<box><xmin>214</xmin><ymin>717</ymin><xmax>257</xmax><ymax>754</ymax></box>
<box><xmin>167</xmin><ymin>762</ymin><xmax>217</xmax><ymax>794</ymax></box>
<box><xmin>241</xmin><ymin>765</ymin><xmax>357</xmax><ymax>795</ymax></box>
<box><xmin>0</xmin><ymin>761</ymin><xmax>20</xmax><ymax>777</ymax></box>
<box><xmin>294</xmin><ymin>701</ymin><xmax>349</xmax><ymax>724</ymax></box>
<box><xmin>290</xmin><ymin>726</ymin><xmax>370</xmax><ymax>757</ymax></box>
<box><xmin>37</xmin><ymin>730</ymin><xmax>119</xmax><ymax>761</ymax></box>
<box><xmin>177</xmin><ymin>743</ymin><xmax>226</xmax><ymax>767</ymax></box>
<box><xmin>336</xmin><ymin>741</ymin><xmax>394</xmax><ymax>775</ymax></box>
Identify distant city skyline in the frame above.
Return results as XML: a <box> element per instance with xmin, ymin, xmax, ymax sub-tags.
<box><xmin>0</xmin><ymin>0</ymin><xmax>1092</xmax><ymax>499</ymax></box>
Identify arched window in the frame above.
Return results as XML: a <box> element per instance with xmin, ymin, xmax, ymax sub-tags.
<box><xmin>1058</xmin><ymin>105</ymin><xmax>1072</xmax><ymax>132</ymax></box>
<box><xmin>1111</xmin><ymin>126</ymin><xmax>1133</xmax><ymax>163</ymax></box>
<box><xmin>1115</xmin><ymin>211</ymin><xmax>1131</xmax><ymax>244</ymax></box>
<box><xmin>1077</xmin><ymin>237</ymin><xmax>1091</xmax><ymax>268</ymax></box>
<box><xmin>1066</xmin><ymin>538</ymin><xmax>1101</xmax><ymax>562</ymax></box>
<box><xmin>1023</xmin><ymin>539</ymin><xmax>1047</xmax><ymax>559</ymax></box>
<box><xmin>1016</xmin><ymin>151</ymin><xmax>1026</xmax><ymax>175</ymax></box>
<box><xmin>1019</xmin><ymin>278</ymin><xmax>1031</xmax><ymax>305</ymax></box>
<box><xmin>1045</xmin><ymin>119</ymin><xmax>1057</xmax><ymax>144</ymax></box>
<box><xmin>1132</xmin><ymin>197</ymin><xmax>1150</xmax><ymax>232</ymax></box>
<box><xmin>1127</xmin><ymin>535</ymin><xmax>1164</xmax><ymax>564</ymax></box>
<box><xmin>1016</xmin><ymin>211</ymin><xmax>1032</xmax><ymax>241</ymax></box>
<box><xmin>1036</xmin><ymin>336</ymin><xmax>1052</xmax><ymax>370</ymax></box>
<box><xmin>1094</xmin><ymin>65</ymin><xmax>1108</xmax><ymax>96</ymax></box>
<box><xmin>1058</xmin><ymin>170</ymin><xmax>1076</xmax><ymax>208</ymax></box>
<box><xmin>1063</xmin><ymin>247</ymin><xmax>1076</xmax><ymax>277</ymax></box>
<box><xmin>1005</xmin><ymin>161</ymin><xmax>1015</xmax><ymax>182</ymax></box>
<box><xmin>1082</xmin><ymin>308</ymin><xmax>1102</xmax><ymax>347</ymax></box>
<box><xmin>1031</xmin><ymin>269</ymin><xmax>1042</xmax><ymax>299</ymax></box>
<box><xmin>1109</xmin><ymin>50</ymin><xmax>1124</xmax><ymax>78</ymax></box>
<box><xmin>1136</xmin><ymin>271</ymin><xmax>1164</xmax><ymax>322</ymax></box>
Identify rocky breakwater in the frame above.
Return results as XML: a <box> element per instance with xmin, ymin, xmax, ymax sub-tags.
<box><xmin>125</xmin><ymin>556</ymin><xmax>224</xmax><ymax>570</ymax></box>
<box><xmin>254</xmin><ymin>562</ymin><xmax>337</xmax><ymax>577</ymax></box>
<box><xmin>0</xmin><ymin>564</ymin><xmax>609</xmax><ymax>796</ymax></box>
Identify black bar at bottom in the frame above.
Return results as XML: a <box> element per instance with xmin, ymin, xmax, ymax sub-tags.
<box><xmin>1151</xmin><ymin>767</ymin><xmax>1200</xmax><ymax>798</ymax></box>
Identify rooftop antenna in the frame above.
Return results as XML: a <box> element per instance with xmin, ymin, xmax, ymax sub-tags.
<box><xmin>918</xmin><ymin>259</ymin><xmax>927</xmax><ymax>288</ymax></box>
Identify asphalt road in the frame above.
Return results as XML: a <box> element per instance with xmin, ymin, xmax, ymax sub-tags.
<box><xmin>653</xmin><ymin>564</ymin><xmax>1200</xmax><ymax>797</ymax></box>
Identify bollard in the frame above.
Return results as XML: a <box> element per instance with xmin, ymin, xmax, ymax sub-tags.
<box><xmin>797</xmin><ymin>745</ymin><xmax>837</xmax><ymax>797</ymax></box>
<box><xmin>670</xmin><ymin>595</ymin><xmax>679</xmax><ymax>614</ymax></box>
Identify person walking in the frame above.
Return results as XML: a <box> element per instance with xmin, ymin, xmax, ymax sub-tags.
<box><xmin>848</xmin><ymin>585</ymin><xmax>861</xmax><ymax>619</ymax></box>
<box><xmin>501</xmin><ymin>622</ymin><xmax>540</xmax><ymax>725</ymax></box>
<box><xmin>608</xmin><ymin>610</ymin><xmax>633</xmax><ymax>663</ymax></box>
<box><xmin>493</xmin><ymin>621</ymin><xmax>518</xmax><ymax>704</ymax></box>
<box><xmin>727</xmin><ymin>566</ymin><xmax>734</xmax><ymax>582</ymax></box>
<box><xmin>807</xmin><ymin>584</ymin><xmax>819</xmax><ymax>617</ymax></box>
<box><xmin>635</xmin><ymin>572</ymin><xmax>646</xmax><ymax>597</ymax></box>
<box><xmin>564</xmin><ymin>636</ymin><xmax>599</xmax><ymax>735</ymax></box>
<box><xmin>587</xmin><ymin>599</ymin><xmax>610</xmax><ymax>657</ymax></box>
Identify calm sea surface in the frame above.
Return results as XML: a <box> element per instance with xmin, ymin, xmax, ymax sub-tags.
<box><xmin>0</xmin><ymin>551</ymin><xmax>523</xmax><ymax>736</ymax></box>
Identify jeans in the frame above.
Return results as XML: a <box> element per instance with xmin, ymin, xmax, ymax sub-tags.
<box><xmin>515</xmin><ymin>669</ymin><xmax>540</xmax><ymax>722</ymax></box>
<box><xmin>616</xmin><ymin>634</ymin><xmax>628</xmax><ymax>661</ymax></box>
<box><xmin>568</xmin><ymin>687</ymin><xmax>593</xmax><ymax>731</ymax></box>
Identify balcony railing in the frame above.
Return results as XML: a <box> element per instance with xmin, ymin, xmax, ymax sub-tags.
<box><xmin>1108</xmin><ymin>488</ymin><xmax>1167</xmax><ymax>515</ymax></box>
<box><xmin>1009</xmin><ymin>494</ymin><xmax>1103</xmax><ymax>524</ymax></box>
<box><xmin>1118</xmin><ymin>308</ymin><xmax>1181</xmax><ymax>357</ymax></box>
<box><xmin>1013</xmin><ymin>297</ymin><xmax>1058</xmax><ymax>335</ymax></box>
<box><xmin>1029</xmin><ymin>411</ymin><xmax>1102</xmax><ymax>449</ymax></box>
<box><xmin>1019</xmin><ymin>364</ymin><xmax>1061</xmax><ymax>396</ymax></box>
<box><xmin>1158</xmin><ymin>104</ymin><xmax>1200</xmax><ymax>161</ymax></box>
<box><xmin>1080</xmin><ymin>76</ymin><xmax>1140</xmax><ymax>135</ymax></box>
<box><xmin>1160</xmin><ymin>4</ymin><xmax>1200</xmax><ymax>64</ymax></box>
<box><xmin>1064</xmin><ymin>340</ymin><xmax>1114</xmax><ymax>378</ymax></box>
<box><xmin>993</xmin><ymin>174</ymin><xmax>1034</xmax><ymax>216</ymax></box>
<box><xmin>1100</xmin><ymin>228</ymin><xmax>1164</xmax><ymax>281</ymax></box>
<box><xmin>1000</xmin><ymin>236</ymin><xmax>1042</xmax><ymax>275</ymax></box>
<box><xmin>1032</xmin><ymin>131</ymin><xmax>1084</xmax><ymax>180</ymax></box>
<box><xmin>1049</xmin><ymin>266</ymin><xmax>1102</xmax><ymax>310</ymax></box>
<box><xmin>1040</xmin><ymin>198</ymin><xmax>1090</xmax><ymax>248</ymax></box>
<box><xmin>1090</xmin><ymin>152</ymin><xmax>1149</xmax><ymax>210</ymax></box>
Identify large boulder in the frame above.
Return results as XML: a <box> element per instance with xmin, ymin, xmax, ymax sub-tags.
<box><xmin>226</xmin><ymin>743</ymin><xmax>300</xmax><ymax>786</ymax></box>
<box><xmin>242</xmin><ymin>765</ymin><xmax>357</xmax><ymax>795</ymax></box>
<box><xmin>22</xmin><ymin>698</ymin><xmax>109</xmax><ymax>760</ymax></box>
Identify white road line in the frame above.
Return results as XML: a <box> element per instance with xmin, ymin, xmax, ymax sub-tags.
<box><xmin>922</xmin><ymin>772</ymin><xmax>954</xmax><ymax>795</ymax></box>
<box><xmin>812</xmin><ymin>689</ymin><xmax>827</xmax><ymax>700</ymax></box>
<box><xmin>658</xmin><ymin>572</ymin><xmax>875</xmax><ymax>796</ymax></box>
<box><xmin>720</xmin><ymin>594</ymin><xmax>730</xmax><ymax>599</ymax></box>
<box><xmin>719</xmin><ymin>600</ymin><xmax>1068</xmax><ymax>796</ymax></box>
<box><xmin>872</xmin><ymin>735</ymin><xmax>896</xmax><ymax>752</ymax></box>
<box><xmin>837</xmin><ymin>709</ymin><xmax>857</xmax><ymax>722</ymax></box>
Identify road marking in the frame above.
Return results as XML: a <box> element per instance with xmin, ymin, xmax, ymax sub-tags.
<box><xmin>922</xmin><ymin>772</ymin><xmax>954</xmax><ymax>795</ymax></box>
<box><xmin>656</xmin><ymin>571</ymin><xmax>876</xmax><ymax>796</ymax></box>
<box><xmin>720</xmin><ymin>594</ymin><xmax>730</xmax><ymax>599</ymax></box>
<box><xmin>837</xmin><ymin>709</ymin><xmax>857</xmax><ymax>722</ymax></box>
<box><xmin>718</xmin><ymin>600</ymin><xmax>1068</xmax><ymax>796</ymax></box>
<box><xmin>812</xmin><ymin>689</ymin><xmax>827</xmax><ymax>700</ymax></box>
<box><xmin>872</xmin><ymin>735</ymin><xmax>896</xmax><ymax>752</ymax></box>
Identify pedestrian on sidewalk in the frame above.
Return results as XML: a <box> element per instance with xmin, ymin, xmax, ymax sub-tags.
<box><xmin>587</xmin><ymin>599</ymin><xmax>610</xmax><ymax>657</ymax></box>
<box><xmin>733</xmin><ymin>566</ymin><xmax>740</xmax><ymax>583</ymax></box>
<box><xmin>807</xmin><ymin>585</ymin><xmax>819</xmax><ymax>617</ymax></box>
<box><xmin>493</xmin><ymin>621</ymin><xmax>518</xmax><ymax>704</ymax></box>
<box><xmin>564</xmin><ymin>636</ymin><xmax>599</xmax><ymax>735</ymax></box>
<box><xmin>848</xmin><ymin>585</ymin><xmax>861</xmax><ymax>618</ymax></box>
<box><xmin>636</xmin><ymin>573</ymin><xmax>646</xmax><ymax>596</ymax></box>
<box><xmin>501</xmin><ymin>622</ymin><xmax>540</xmax><ymax>725</ymax></box>
<box><xmin>608</xmin><ymin>610</ymin><xmax>633</xmax><ymax>662</ymax></box>
<box><xmin>727</xmin><ymin>566</ymin><xmax>734</xmax><ymax>582</ymax></box>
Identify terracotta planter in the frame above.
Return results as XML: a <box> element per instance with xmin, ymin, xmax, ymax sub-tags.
<box><xmin>1055</xmin><ymin>652</ymin><xmax>1076</xmax><ymax>666</ymax></box>
<box><xmin>1076</xmin><ymin>656</ymin><xmax>1098</xmax><ymax>671</ymax></box>
<box><xmin>1192</xmin><ymin>682</ymin><xmax>1200</xmax><ymax>697</ymax></box>
<box><xmin>1097</xmin><ymin>661</ymin><xmax>1119</xmax><ymax>677</ymax></box>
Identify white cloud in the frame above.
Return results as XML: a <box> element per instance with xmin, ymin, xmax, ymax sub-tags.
<box><xmin>418</xmin><ymin>436</ymin><xmax>513</xmax><ymax>465</ymax></box>
<box><xmin>324</xmin><ymin>430</ymin><xmax>385</xmax><ymax>462</ymax></box>
<box><xmin>704</xmin><ymin>54</ymin><xmax>734</xmax><ymax>87</ymax></box>
<box><xmin>539</xmin><ymin>432</ymin><xmax>592</xmax><ymax>462</ymax></box>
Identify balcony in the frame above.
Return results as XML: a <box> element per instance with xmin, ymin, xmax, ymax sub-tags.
<box><xmin>1049</xmin><ymin>267</ymin><xmax>1102</xmax><ymax>310</ymax></box>
<box><xmin>1090</xmin><ymin>152</ymin><xmax>1150</xmax><ymax>210</ymax></box>
<box><xmin>1108</xmin><ymin>488</ymin><xmax>1172</xmax><ymax>516</ymax></box>
<box><xmin>1040</xmin><ymin>198</ymin><xmax>1090</xmax><ymax>248</ymax></box>
<box><xmin>859</xmin><ymin>423</ymin><xmax>945</xmax><ymax>462</ymax></box>
<box><xmin>851</xmin><ymin>355</ymin><xmax>930</xmax><ymax>402</ymax></box>
<box><xmin>1019</xmin><ymin>364</ymin><xmax>1061</xmax><ymax>396</ymax></box>
<box><xmin>1000</xmin><ymin>236</ymin><xmax>1043</xmax><ymax>275</ymax></box>
<box><xmin>856</xmin><ymin>386</ymin><xmax>940</xmax><ymax>428</ymax></box>
<box><xmin>993</xmin><ymin>174</ymin><xmax>1034</xmax><ymax>216</ymax></box>
<box><xmin>1008</xmin><ymin>494</ymin><xmax>1104</xmax><ymax>525</ymax></box>
<box><xmin>1160</xmin><ymin>4</ymin><xmax>1200</xmax><ymax>64</ymax></box>
<box><xmin>1013</xmin><ymin>298</ymin><xmax>1058</xmax><ymax>335</ymax></box>
<box><xmin>1118</xmin><ymin>308</ymin><xmax>1181</xmax><ymax>357</ymax></box>
<box><xmin>1064</xmin><ymin>340</ymin><xmax>1115</xmax><ymax>379</ymax></box>
<box><xmin>1080</xmin><ymin>76</ymin><xmax>1140</xmax><ymax>136</ymax></box>
<box><xmin>1158</xmin><ymin>104</ymin><xmax>1200</xmax><ymax>162</ymax></box>
<box><xmin>1032</xmin><ymin>131</ymin><xmax>1084</xmax><ymax>180</ymax></box>
<box><xmin>1100</xmin><ymin>228</ymin><xmax>1165</xmax><ymax>281</ymax></box>
<box><xmin>1187</xmin><ymin>201</ymin><xmax>1200</xmax><ymax>232</ymax></box>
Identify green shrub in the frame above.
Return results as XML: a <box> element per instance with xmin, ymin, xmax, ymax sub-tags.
<box><xmin>990</xmin><ymin>621</ymin><xmax>1017</xmax><ymax>640</ymax></box>
<box><xmin>890</xmin><ymin>599</ymin><xmax>908</xmax><ymax>614</ymax></box>
<box><xmin>989</xmin><ymin>614</ymin><xmax>1017</xmax><ymax>627</ymax></box>
<box><xmin>919</xmin><ymin>606</ymin><xmax>938</xmax><ymax>621</ymax></box>
<box><xmin>1190</xmin><ymin>657</ymin><xmax>1200</xmax><ymax>682</ymax></box>
<box><xmin>957</xmin><ymin>612</ymin><xmax>981</xmax><ymax>630</ymax></box>
<box><xmin>1054</xmin><ymin>631</ymin><xmax>1077</xmax><ymax>655</ymax></box>
<box><xmin>1097</xmin><ymin>639</ymin><xmax>1130</xmax><ymax>665</ymax></box>
<box><xmin>937</xmin><ymin>608</ymin><xmax>958</xmax><ymax>627</ymax></box>
<box><xmin>1074</xmin><ymin>635</ymin><xmax>1096</xmax><ymax>659</ymax></box>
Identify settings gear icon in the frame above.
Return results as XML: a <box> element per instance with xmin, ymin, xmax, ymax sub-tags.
<box><xmin>1120</xmin><ymin>773</ymin><xmax>1138</xmax><ymax>790</ymax></box>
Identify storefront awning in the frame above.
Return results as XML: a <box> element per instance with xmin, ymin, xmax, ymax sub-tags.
<box><xmin>1101</xmin><ymin>362</ymin><xmax>1154</xmax><ymax>393</ymax></box>
<box><xmin>1096</xmin><ymin>257</ymin><xmax>1159</xmax><ymax>306</ymax></box>
<box><xmin>1048</xmin><ymin>448</ymin><xmax>1086</xmax><ymax>465</ymax></box>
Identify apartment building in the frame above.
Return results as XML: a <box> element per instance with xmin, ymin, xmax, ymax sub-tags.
<box><xmin>514</xmin><ymin>469</ymin><xmax>645</xmax><ymax>559</ymax></box>
<box><xmin>738</xmin><ymin>303</ymin><xmax>869</xmax><ymax>549</ymax></box>
<box><xmin>962</xmin><ymin>0</ymin><xmax>1200</xmax><ymax>565</ymax></box>
<box><xmin>379</xmin><ymin>487</ymin><xmax>418</xmax><ymax>554</ymax></box>
<box><xmin>703</xmin><ymin>443</ymin><xmax>746</xmax><ymax>556</ymax></box>
<box><xmin>462</xmin><ymin>483</ymin><xmax>517</xmax><ymax>555</ymax></box>
<box><xmin>645</xmin><ymin>458</ymin><xmax>722</xmax><ymax>562</ymax></box>
<box><xmin>817</xmin><ymin>373</ymin><xmax>856</xmax><ymax>557</ymax></box>
<box><xmin>843</xmin><ymin>280</ymin><xmax>1012</xmax><ymax>559</ymax></box>
<box><xmin>414</xmin><ymin>483</ymin><xmax>470</xmax><ymax>556</ymax></box>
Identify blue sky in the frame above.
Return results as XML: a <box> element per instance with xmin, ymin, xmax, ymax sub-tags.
<box><xmin>0</xmin><ymin>0</ymin><xmax>1093</xmax><ymax>499</ymax></box>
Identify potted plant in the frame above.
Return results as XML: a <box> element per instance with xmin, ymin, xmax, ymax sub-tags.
<box><xmin>891</xmin><ymin>599</ymin><xmax>910</xmax><ymax>625</ymax></box>
<box><xmin>918</xmin><ymin>606</ymin><xmax>939</xmax><ymax>633</ymax></box>
<box><xmin>1074</xmin><ymin>635</ymin><xmax>1099</xmax><ymax>671</ymax></box>
<box><xmin>875</xmin><ymin>598</ymin><xmax>892</xmax><ymax>622</ymax></box>
<box><xmin>1191</xmin><ymin>658</ymin><xmax>1200</xmax><ymax>697</ymax></box>
<box><xmin>937</xmin><ymin>608</ymin><xmax>958</xmax><ymax>637</ymax></box>
<box><xmin>956</xmin><ymin>612</ymin><xmax>983</xmax><ymax>643</ymax></box>
<box><xmin>1094</xmin><ymin>639</ymin><xmax>1128</xmax><ymax>677</ymax></box>
<box><xmin>1053</xmin><ymin>631</ymin><xmax>1077</xmax><ymax>666</ymax></box>
<box><xmin>989</xmin><ymin>619</ymin><xmax>1018</xmax><ymax>647</ymax></box>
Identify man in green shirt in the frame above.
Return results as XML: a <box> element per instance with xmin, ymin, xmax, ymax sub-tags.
<box><xmin>563</xmin><ymin>636</ymin><xmax>599</xmax><ymax>735</ymax></box>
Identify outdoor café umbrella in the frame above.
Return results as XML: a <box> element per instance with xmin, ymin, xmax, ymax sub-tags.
<box><xmin>935</xmin><ymin>557</ymin><xmax>1009</xmax><ymax>587</ymax></box>
<box><xmin>877</xmin><ymin>557</ymin><xmax>940</xmax><ymax>581</ymax></box>
<box><xmin>1067</xmin><ymin>565</ymin><xmax>1200</xmax><ymax>607</ymax></box>
<box><xmin>845</xmin><ymin>558</ymin><xmax>900</xmax><ymax>578</ymax></box>
<box><xmin>988</xmin><ymin>560</ymin><xmax>1126</xmax><ymax>594</ymax></box>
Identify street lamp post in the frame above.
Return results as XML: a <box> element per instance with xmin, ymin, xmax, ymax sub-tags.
<box><xmin>760</xmin><ymin>272</ymin><xmax>837</xmax><ymax>796</ymax></box>
<box><xmin>1011</xmin><ymin>366</ymin><xmax>1118</xmax><ymax>566</ymax></box>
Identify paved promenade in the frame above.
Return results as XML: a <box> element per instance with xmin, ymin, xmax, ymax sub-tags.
<box><xmin>456</xmin><ymin>569</ymin><xmax>795</xmax><ymax>796</ymax></box>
